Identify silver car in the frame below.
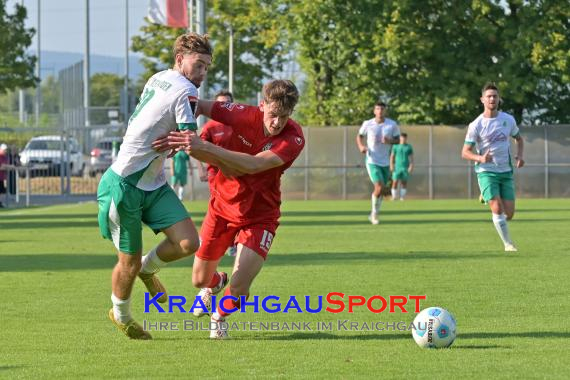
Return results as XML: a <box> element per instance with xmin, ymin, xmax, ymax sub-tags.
<box><xmin>20</xmin><ymin>135</ymin><xmax>85</xmax><ymax>177</ymax></box>
<box><xmin>89</xmin><ymin>137</ymin><xmax>122</xmax><ymax>177</ymax></box>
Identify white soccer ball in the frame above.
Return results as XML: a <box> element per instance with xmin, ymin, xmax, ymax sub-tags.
<box><xmin>412</xmin><ymin>307</ymin><xmax>457</xmax><ymax>348</ymax></box>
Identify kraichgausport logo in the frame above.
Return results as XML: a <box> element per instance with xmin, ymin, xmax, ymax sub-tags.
<box><xmin>144</xmin><ymin>293</ymin><xmax>426</xmax><ymax>314</ymax></box>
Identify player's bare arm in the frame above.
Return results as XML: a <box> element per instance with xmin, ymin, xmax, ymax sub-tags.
<box><xmin>409</xmin><ymin>154</ymin><xmax>414</xmax><ymax>173</ymax></box>
<box><xmin>390</xmin><ymin>152</ymin><xmax>395</xmax><ymax>172</ymax></box>
<box><xmin>356</xmin><ymin>134</ymin><xmax>367</xmax><ymax>153</ymax></box>
<box><xmin>153</xmin><ymin>131</ymin><xmax>284</xmax><ymax>174</ymax></box>
<box><xmin>513</xmin><ymin>135</ymin><xmax>525</xmax><ymax>168</ymax></box>
<box><xmin>194</xmin><ymin>136</ymin><xmax>285</xmax><ymax>174</ymax></box>
<box><xmin>195</xmin><ymin>99</ymin><xmax>216</xmax><ymax>119</ymax></box>
<box><xmin>461</xmin><ymin>144</ymin><xmax>492</xmax><ymax>163</ymax></box>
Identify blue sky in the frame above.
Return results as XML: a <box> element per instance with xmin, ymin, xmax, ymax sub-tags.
<box><xmin>7</xmin><ymin>0</ymin><xmax>150</xmax><ymax>57</ymax></box>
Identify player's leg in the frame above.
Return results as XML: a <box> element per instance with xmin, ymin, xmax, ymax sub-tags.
<box><xmin>97</xmin><ymin>170</ymin><xmax>151</xmax><ymax>339</ymax></box>
<box><xmin>138</xmin><ymin>184</ymin><xmax>200</xmax><ymax>301</ymax></box>
<box><xmin>391</xmin><ymin>177</ymin><xmax>399</xmax><ymax>201</ymax></box>
<box><xmin>210</xmin><ymin>225</ymin><xmax>274</xmax><ymax>339</ymax></box>
<box><xmin>191</xmin><ymin>211</ymin><xmax>235</xmax><ymax>317</ymax></box>
<box><xmin>400</xmin><ymin>177</ymin><xmax>408</xmax><ymax>200</ymax></box>
<box><xmin>366</xmin><ymin>164</ymin><xmax>384</xmax><ymax>224</ymax></box>
<box><xmin>479</xmin><ymin>173</ymin><xmax>515</xmax><ymax>251</ymax></box>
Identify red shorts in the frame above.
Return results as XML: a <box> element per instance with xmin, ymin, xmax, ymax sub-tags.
<box><xmin>196</xmin><ymin>210</ymin><xmax>278</xmax><ymax>261</ymax></box>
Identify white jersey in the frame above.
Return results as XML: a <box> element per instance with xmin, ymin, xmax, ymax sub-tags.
<box><xmin>358</xmin><ymin>118</ymin><xmax>400</xmax><ymax>166</ymax></box>
<box><xmin>111</xmin><ymin>69</ymin><xmax>198</xmax><ymax>191</ymax></box>
<box><xmin>465</xmin><ymin>111</ymin><xmax>520</xmax><ymax>173</ymax></box>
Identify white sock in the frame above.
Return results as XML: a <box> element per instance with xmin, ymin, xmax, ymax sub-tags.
<box><xmin>492</xmin><ymin>213</ymin><xmax>512</xmax><ymax>246</ymax></box>
<box><xmin>177</xmin><ymin>187</ymin><xmax>184</xmax><ymax>200</ymax></box>
<box><xmin>391</xmin><ymin>188</ymin><xmax>397</xmax><ymax>200</ymax></box>
<box><xmin>400</xmin><ymin>188</ymin><xmax>407</xmax><ymax>200</ymax></box>
<box><xmin>372</xmin><ymin>195</ymin><xmax>382</xmax><ymax>214</ymax></box>
<box><xmin>111</xmin><ymin>293</ymin><xmax>132</xmax><ymax>324</ymax></box>
<box><xmin>140</xmin><ymin>247</ymin><xmax>167</xmax><ymax>274</ymax></box>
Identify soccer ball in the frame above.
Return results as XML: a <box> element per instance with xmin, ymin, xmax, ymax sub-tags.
<box><xmin>412</xmin><ymin>307</ymin><xmax>457</xmax><ymax>348</ymax></box>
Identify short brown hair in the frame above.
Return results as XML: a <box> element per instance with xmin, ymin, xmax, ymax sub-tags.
<box><xmin>173</xmin><ymin>33</ymin><xmax>213</xmax><ymax>58</ymax></box>
<box><xmin>262</xmin><ymin>80</ymin><xmax>299</xmax><ymax>114</ymax></box>
<box><xmin>215</xmin><ymin>90</ymin><xmax>234</xmax><ymax>102</ymax></box>
<box><xmin>482</xmin><ymin>82</ymin><xmax>499</xmax><ymax>95</ymax></box>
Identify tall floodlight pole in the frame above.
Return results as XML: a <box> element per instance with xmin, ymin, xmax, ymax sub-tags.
<box><xmin>229</xmin><ymin>25</ymin><xmax>233</xmax><ymax>94</ymax></box>
<box><xmin>19</xmin><ymin>0</ymin><xmax>25</xmax><ymax>124</ymax></box>
<box><xmin>84</xmin><ymin>0</ymin><xmax>90</xmax><ymax>127</ymax></box>
<box><xmin>188</xmin><ymin>0</ymin><xmax>193</xmax><ymax>32</ymax></box>
<box><xmin>124</xmin><ymin>0</ymin><xmax>129</xmax><ymax>125</ymax></box>
<box><xmin>35</xmin><ymin>0</ymin><xmax>41</xmax><ymax>126</ymax></box>
<box><xmin>196</xmin><ymin>0</ymin><xmax>207</xmax><ymax>125</ymax></box>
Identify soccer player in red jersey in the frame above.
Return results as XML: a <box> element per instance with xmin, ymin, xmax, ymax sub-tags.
<box><xmin>153</xmin><ymin>79</ymin><xmax>304</xmax><ymax>339</ymax></box>
<box><xmin>200</xmin><ymin>90</ymin><xmax>239</xmax><ymax>257</ymax></box>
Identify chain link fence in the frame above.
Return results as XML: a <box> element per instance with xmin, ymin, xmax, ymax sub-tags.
<box><xmin>1</xmin><ymin>124</ymin><xmax>568</xmax><ymax>207</ymax></box>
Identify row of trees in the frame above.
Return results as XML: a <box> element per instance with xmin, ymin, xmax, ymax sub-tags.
<box><xmin>2</xmin><ymin>0</ymin><xmax>569</xmax><ymax>127</ymax></box>
<box><xmin>132</xmin><ymin>0</ymin><xmax>570</xmax><ymax>126</ymax></box>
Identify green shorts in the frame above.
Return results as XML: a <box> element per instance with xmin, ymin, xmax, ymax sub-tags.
<box><xmin>171</xmin><ymin>175</ymin><xmax>188</xmax><ymax>186</ymax></box>
<box><xmin>477</xmin><ymin>171</ymin><xmax>515</xmax><ymax>202</ymax></box>
<box><xmin>366</xmin><ymin>163</ymin><xmax>390</xmax><ymax>185</ymax></box>
<box><xmin>97</xmin><ymin>169</ymin><xmax>190</xmax><ymax>254</ymax></box>
<box><xmin>392</xmin><ymin>168</ymin><xmax>409</xmax><ymax>181</ymax></box>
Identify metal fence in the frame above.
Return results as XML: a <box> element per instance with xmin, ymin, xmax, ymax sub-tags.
<box><xmin>0</xmin><ymin>124</ymin><xmax>569</xmax><ymax>207</ymax></box>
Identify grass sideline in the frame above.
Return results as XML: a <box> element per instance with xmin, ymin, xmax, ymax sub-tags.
<box><xmin>1</xmin><ymin>199</ymin><xmax>569</xmax><ymax>378</ymax></box>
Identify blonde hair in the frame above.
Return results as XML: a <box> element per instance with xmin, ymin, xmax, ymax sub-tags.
<box><xmin>262</xmin><ymin>80</ymin><xmax>299</xmax><ymax>114</ymax></box>
<box><xmin>173</xmin><ymin>33</ymin><xmax>212</xmax><ymax>58</ymax></box>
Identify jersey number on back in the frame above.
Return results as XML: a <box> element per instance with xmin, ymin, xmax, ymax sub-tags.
<box><xmin>129</xmin><ymin>88</ymin><xmax>156</xmax><ymax>125</ymax></box>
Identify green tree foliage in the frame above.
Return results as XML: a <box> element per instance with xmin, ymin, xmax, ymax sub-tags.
<box><xmin>131</xmin><ymin>0</ymin><xmax>287</xmax><ymax>102</ymax></box>
<box><xmin>0</xmin><ymin>0</ymin><xmax>37</xmax><ymax>93</ymax></box>
<box><xmin>286</xmin><ymin>0</ymin><xmax>569</xmax><ymax>125</ymax></box>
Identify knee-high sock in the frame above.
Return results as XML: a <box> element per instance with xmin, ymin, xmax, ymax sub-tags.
<box><xmin>492</xmin><ymin>213</ymin><xmax>513</xmax><ymax>245</ymax></box>
<box><xmin>372</xmin><ymin>194</ymin><xmax>382</xmax><ymax>214</ymax></box>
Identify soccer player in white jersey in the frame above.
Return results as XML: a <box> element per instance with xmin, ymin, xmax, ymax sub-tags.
<box><xmin>356</xmin><ymin>101</ymin><xmax>400</xmax><ymax>224</ymax></box>
<box><xmin>462</xmin><ymin>82</ymin><xmax>525</xmax><ymax>252</ymax></box>
<box><xmin>97</xmin><ymin>33</ymin><xmax>214</xmax><ymax>339</ymax></box>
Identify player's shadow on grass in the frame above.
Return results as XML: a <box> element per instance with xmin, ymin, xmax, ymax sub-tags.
<box><xmin>0</xmin><ymin>253</ymin><xmax>116</xmax><ymax>272</ymax></box>
<box><xmin>263</xmin><ymin>332</ymin><xmax>410</xmax><ymax>341</ymax></box>
<box><xmin>266</xmin><ymin>251</ymin><xmax>498</xmax><ymax>266</ymax></box>
<box><xmin>461</xmin><ymin>331</ymin><xmax>570</xmax><ymax>339</ymax></box>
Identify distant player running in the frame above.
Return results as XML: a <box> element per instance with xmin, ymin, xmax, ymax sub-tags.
<box><xmin>97</xmin><ymin>33</ymin><xmax>212</xmax><ymax>339</ymax></box>
<box><xmin>390</xmin><ymin>132</ymin><xmax>414</xmax><ymax>201</ymax></box>
<box><xmin>462</xmin><ymin>82</ymin><xmax>524</xmax><ymax>252</ymax></box>
<box><xmin>356</xmin><ymin>101</ymin><xmax>400</xmax><ymax>224</ymax></box>
<box><xmin>153</xmin><ymin>80</ymin><xmax>304</xmax><ymax>339</ymax></box>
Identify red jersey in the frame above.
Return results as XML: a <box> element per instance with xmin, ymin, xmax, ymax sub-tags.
<box><xmin>200</xmin><ymin>119</ymin><xmax>233</xmax><ymax>184</ymax></box>
<box><xmin>208</xmin><ymin>101</ymin><xmax>305</xmax><ymax>224</ymax></box>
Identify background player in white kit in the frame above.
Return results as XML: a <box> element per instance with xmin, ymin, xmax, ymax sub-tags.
<box><xmin>356</xmin><ymin>101</ymin><xmax>400</xmax><ymax>224</ymax></box>
<box><xmin>462</xmin><ymin>82</ymin><xmax>524</xmax><ymax>252</ymax></box>
<box><xmin>97</xmin><ymin>33</ymin><xmax>212</xmax><ymax>339</ymax></box>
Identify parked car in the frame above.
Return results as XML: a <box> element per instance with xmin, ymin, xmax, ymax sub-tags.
<box><xmin>89</xmin><ymin>137</ymin><xmax>123</xmax><ymax>177</ymax></box>
<box><xmin>20</xmin><ymin>135</ymin><xmax>85</xmax><ymax>177</ymax></box>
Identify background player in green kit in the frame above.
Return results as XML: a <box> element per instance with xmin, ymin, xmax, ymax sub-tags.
<box><xmin>170</xmin><ymin>150</ymin><xmax>205</xmax><ymax>201</ymax></box>
<box><xmin>97</xmin><ymin>33</ymin><xmax>212</xmax><ymax>339</ymax></box>
<box><xmin>390</xmin><ymin>133</ymin><xmax>414</xmax><ymax>201</ymax></box>
<box><xmin>462</xmin><ymin>82</ymin><xmax>524</xmax><ymax>252</ymax></box>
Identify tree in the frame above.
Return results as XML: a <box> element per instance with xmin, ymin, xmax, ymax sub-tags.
<box><xmin>286</xmin><ymin>0</ymin><xmax>570</xmax><ymax>125</ymax></box>
<box><xmin>0</xmin><ymin>0</ymin><xmax>37</xmax><ymax>93</ymax></box>
<box><xmin>131</xmin><ymin>0</ymin><xmax>288</xmax><ymax>102</ymax></box>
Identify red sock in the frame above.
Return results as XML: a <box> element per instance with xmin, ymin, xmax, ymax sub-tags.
<box><xmin>207</xmin><ymin>272</ymin><xmax>221</xmax><ymax>288</ymax></box>
<box><xmin>217</xmin><ymin>287</ymin><xmax>242</xmax><ymax>318</ymax></box>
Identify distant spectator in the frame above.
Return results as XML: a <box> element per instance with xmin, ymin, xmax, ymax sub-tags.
<box><xmin>0</xmin><ymin>144</ymin><xmax>8</xmax><ymax>208</ymax></box>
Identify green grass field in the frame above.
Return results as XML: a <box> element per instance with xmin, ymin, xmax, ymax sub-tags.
<box><xmin>1</xmin><ymin>199</ymin><xmax>569</xmax><ymax>379</ymax></box>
